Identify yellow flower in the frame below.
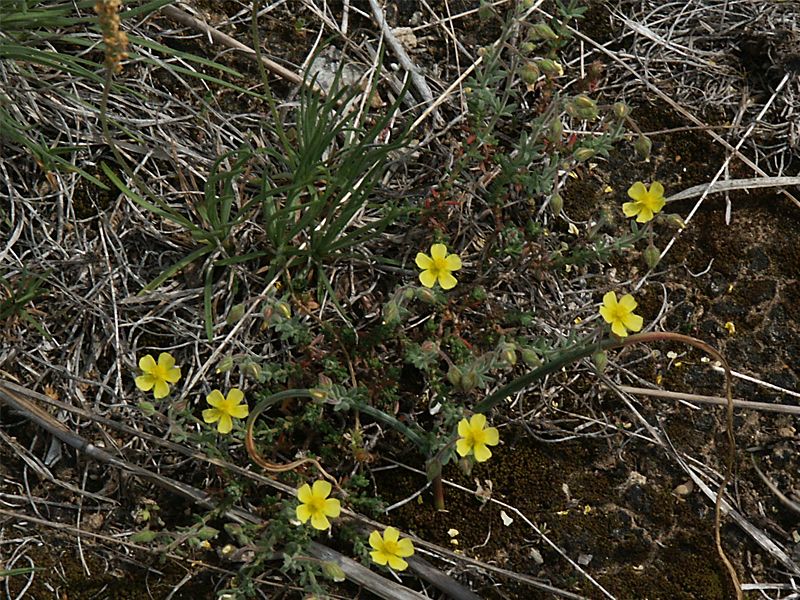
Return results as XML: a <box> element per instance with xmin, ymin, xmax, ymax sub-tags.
<box><xmin>369</xmin><ymin>526</ymin><xmax>414</xmax><ymax>571</ymax></box>
<box><xmin>623</xmin><ymin>181</ymin><xmax>666</xmax><ymax>223</ymax></box>
<box><xmin>135</xmin><ymin>353</ymin><xmax>181</xmax><ymax>399</ymax></box>
<box><xmin>456</xmin><ymin>414</ymin><xmax>500</xmax><ymax>463</ymax></box>
<box><xmin>599</xmin><ymin>291</ymin><xmax>644</xmax><ymax>337</ymax></box>
<box><xmin>415</xmin><ymin>243</ymin><xmax>462</xmax><ymax>290</ymax></box>
<box><xmin>202</xmin><ymin>388</ymin><xmax>249</xmax><ymax>434</ymax></box>
<box><xmin>296</xmin><ymin>480</ymin><xmax>341</xmax><ymax>530</ymax></box>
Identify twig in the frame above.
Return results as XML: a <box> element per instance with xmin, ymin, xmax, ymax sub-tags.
<box><xmin>366</xmin><ymin>0</ymin><xmax>437</xmax><ymax>117</ymax></box>
<box><xmin>613</xmin><ymin>384</ymin><xmax>800</xmax><ymax>415</ymax></box>
<box><xmin>0</xmin><ymin>379</ymin><xmax>469</xmax><ymax>600</ymax></box>
<box><xmin>159</xmin><ymin>4</ymin><xmax>311</xmax><ymax>90</ymax></box>
<box><xmin>665</xmin><ymin>176</ymin><xmax>800</xmax><ymax>204</ymax></box>
<box><xmin>750</xmin><ymin>456</ymin><xmax>800</xmax><ymax>516</ymax></box>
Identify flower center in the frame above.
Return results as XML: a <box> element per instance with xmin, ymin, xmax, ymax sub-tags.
<box><xmin>432</xmin><ymin>256</ymin><xmax>449</xmax><ymax>273</ymax></box>
<box><xmin>383</xmin><ymin>539</ymin><xmax>399</xmax><ymax>555</ymax></box>
<box><xmin>309</xmin><ymin>496</ymin><xmax>326</xmax><ymax>514</ymax></box>
<box><xmin>612</xmin><ymin>305</ymin><xmax>629</xmax><ymax>321</ymax></box>
<box><xmin>151</xmin><ymin>364</ymin><xmax>168</xmax><ymax>382</ymax></box>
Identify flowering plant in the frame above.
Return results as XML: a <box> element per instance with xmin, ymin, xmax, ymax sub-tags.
<box><xmin>622</xmin><ymin>181</ymin><xmax>665</xmax><ymax>223</ymax></box>
<box><xmin>599</xmin><ymin>291</ymin><xmax>643</xmax><ymax>338</ymax></box>
<box><xmin>456</xmin><ymin>413</ymin><xmax>500</xmax><ymax>462</ymax></box>
<box><xmin>415</xmin><ymin>243</ymin><xmax>462</xmax><ymax>290</ymax></box>
<box><xmin>202</xmin><ymin>388</ymin><xmax>249</xmax><ymax>434</ymax></box>
<box><xmin>296</xmin><ymin>480</ymin><xmax>341</xmax><ymax>530</ymax></box>
<box><xmin>135</xmin><ymin>353</ymin><xmax>181</xmax><ymax>399</ymax></box>
<box><xmin>369</xmin><ymin>526</ymin><xmax>415</xmax><ymax>571</ymax></box>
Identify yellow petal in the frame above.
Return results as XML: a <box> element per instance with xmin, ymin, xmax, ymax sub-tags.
<box><xmin>456</xmin><ymin>438</ymin><xmax>472</xmax><ymax>457</ymax></box>
<box><xmin>217</xmin><ymin>414</ymin><xmax>233</xmax><ymax>434</ymax></box>
<box><xmin>470</xmin><ymin>413</ymin><xmax>487</xmax><ymax>430</ymax></box>
<box><xmin>474</xmin><ymin>443</ymin><xmax>492</xmax><ymax>462</ymax></box>
<box><xmin>153</xmin><ymin>380</ymin><xmax>170</xmax><ymax>399</ymax></box>
<box><xmin>627</xmin><ymin>181</ymin><xmax>646</xmax><ymax>201</ymax></box>
<box><xmin>206</xmin><ymin>390</ymin><xmax>225</xmax><ymax>408</ymax></box>
<box><xmin>369</xmin><ymin>530</ymin><xmax>384</xmax><ymax>551</ymax></box>
<box><xmin>202</xmin><ymin>408</ymin><xmax>220</xmax><ymax>424</ymax></box>
<box><xmin>419</xmin><ymin>270</ymin><xmax>437</xmax><ymax>288</ymax></box>
<box><xmin>139</xmin><ymin>354</ymin><xmax>156</xmax><ymax>372</ymax></box>
<box><xmin>323</xmin><ymin>498</ymin><xmax>341</xmax><ymax>518</ymax></box>
<box><xmin>370</xmin><ymin>550</ymin><xmax>388</xmax><ymax>565</ymax></box>
<box><xmin>622</xmin><ymin>313</ymin><xmax>644</xmax><ymax>332</ymax></box>
<box><xmin>483</xmin><ymin>426</ymin><xmax>500</xmax><ymax>446</ymax></box>
<box><xmin>228</xmin><ymin>404</ymin><xmax>250</xmax><ymax>419</ymax></box>
<box><xmin>650</xmin><ymin>181</ymin><xmax>664</xmax><ymax>198</ymax></box>
<box><xmin>438</xmin><ymin>271</ymin><xmax>457</xmax><ymax>290</ymax></box>
<box><xmin>598</xmin><ymin>305</ymin><xmax>614</xmax><ymax>324</ymax></box>
<box><xmin>384</xmin><ymin>527</ymin><xmax>400</xmax><ymax>543</ymax></box>
<box><xmin>158</xmin><ymin>352</ymin><xmax>175</xmax><ymax>370</ymax></box>
<box><xmin>611</xmin><ymin>320</ymin><xmax>628</xmax><ymax>337</ymax></box>
<box><xmin>636</xmin><ymin>208</ymin><xmax>654</xmax><ymax>223</ymax></box>
<box><xmin>297</xmin><ymin>483</ymin><xmax>313</xmax><ymax>503</ymax></box>
<box><xmin>444</xmin><ymin>254</ymin><xmax>462</xmax><ymax>271</ymax></box>
<box><xmin>430</xmin><ymin>243</ymin><xmax>447</xmax><ymax>260</ymax></box>
<box><xmin>387</xmin><ymin>554</ymin><xmax>408</xmax><ymax>571</ymax></box>
<box><xmin>226</xmin><ymin>388</ymin><xmax>243</xmax><ymax>405</ymax></box>
<box><xmin>415</xmin><ymin>253</ymin><xmax>433</xmax><ymax>270</ymax></box>
<box><xmin>622</xmin><ymin>202</ymin><xmax>640</xmax><ymax>217</ymax></box>
<box><xmin>312</xmin><ymin>480</ymin><xmax>332</xmax><ymax>499</ymax></box>
<box><xmin>457</xmin><ymin>418</ymin><xmax>470</xmax><ymax>437</ymax></box>
<box><xmin>602</xmin><ymin>291</ymin><xmax>617</xmax><ymax>309</ymax></box>
<box><xmin>310</xmin><ymin>512</ymin><xmax>330</xmax><ymax>530</ymax></box>
<box><xmin>618</xmin><ymin>294</ymin><xmax>637</xmax><ymax>311</ymax></box>
<box><xmin>165</xmin><ymin>366</ymin><xmax>181</xmax><ymax>383</ymax></box>
<box><xmin>395</xmin><ymin>538</ymin><xmax>414</xmax><ymax>557</ymax></box>
<box><xmin>135</xmin><ymin>374</ymin><xmax>155</xmax><ymax>392</ymax></box>
<box><xmin>296</xmin><ymin>503</ymin><xmax>311</xmax><ymax>523</ymax></box>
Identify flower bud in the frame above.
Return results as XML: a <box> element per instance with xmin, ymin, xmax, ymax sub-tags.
<box><xmin>226</xmin><ymin>303</ymin><xmax>246</xmax><ymax>325</ymax></box>
<box><xmin>500</xmin><ymin>343</ymin><xmax>517</xmax><ymax>366</ymax></box>
<box><xmin>383</xmin><ymin>301</ymin><xmax>401</xmax><ymax>326</ymax></box>
<box><xmin>241</xmin><ymin>361</ymin><xmax>262</xmax><ymax>381</ymax></box>
<box><xmin>643</xmin><ymin>243</ymin><xmax>661</xmax><ymax>269</ymax></box>
<box><xmin>521</xmin><ymin>348</ymin><xmax>542</xmax><ymax>367</ymax></box>
<box><xmin>592</xmin><ymin>350</ymin><xmax>608</xmax><ymax>373</ymax></box>
<box><xmin>547</xmin><ymin>118</ymin><xmax>563</xmax><ymax>143</ymax></box>
<box><xmin>216</xmin><ymin>355</ymin><xmax>235</xmax><ymax>374</ymax></box>
<box><xmin>416</xmin><ymin>287</ymin><xmax>437</xmax><ymax>304</ymax></box>
<box><xmin>574</xmin><ymin>147</ymin><xmax>595</xmax><ymax>162</ymax></box>
<box><xmin>634</xmin><ymin>135</ymin><xmax>652</xmax><ymax>160</ymax></box>
<box><xmin>459</xmin><ymin>368</ymin><xmax>479</xmax><ymax>392</ymax></box>
<box><xmin>309</xmin><ymin>388</ymin><xmax>328</xmax><ymax>401</ymax></box>
<box><xmin>568</xmin><ymin>95</ymin><xmax>598</xmax><ymax>120</ymax></box>
<box><xmin>403</xmin><ymin>287</ymin><xmax>416</xmax><ymax>300</ymax></box>
<box><xmin>520</xmin><ymin>62</ymin><xmax>540</xmax><ymax>84</ymax></box>
<box><xmin>550</xmin><ymin>193</ymin><xmax>563</xmax><ymax>215</ymax></box>
<box><xmin>421</xmin><ymin>340</ymin><xmax>438</xmax><ymax>354</ymax></box>
<box><xmin>537</xmin><ymin>58</ymin><xmax>564</xmax><ymax>77</ymax></box>
<box><xmin>197</xmin><ymin>526</ymin><xmax>219</xmax><ymax>541</ymax></box>
<box><xmin>520</xmin><ymin>41</ymin><xmax>536</xmax><ymax>55</ymax></box>
<box><xmin>573</xmin><ymin>94</ymin><xmax>596</xmax><ymax>109</ymax></box>
<box><xmin>447</xmin><ymin>365</ymin><xmax>463</xmax><ymax>387</ymax></box>
<box><xmin>663</xmin><ymin>213</ymin><xmax>686</xmax><ymax>229</ymax></box>
<box><xmin>321</xmin><ymin>561</ymin><xmax>346</xmax><ymax>583</ymax></box>
<box><xmin>612</xmin><ymin>102</ymin><xmax>629</xmax><ymax>119</ymax></box>
<box><xmin>276</xmin><ymin>301</ymin><xmax>291</xmax><ymax>319</ymax></box>
<box><xmin>529</xmin><ymin>23</ymin><xmax>559</xmax><ymax>42</ymax></box>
